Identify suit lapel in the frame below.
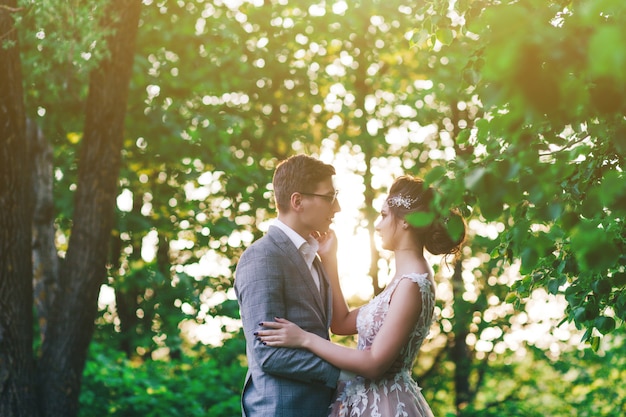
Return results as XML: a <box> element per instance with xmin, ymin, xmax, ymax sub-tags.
<box><xmin>268</xmin><ymin>226</ymin><xmax>326</xmax><ymax>315</ymax></box>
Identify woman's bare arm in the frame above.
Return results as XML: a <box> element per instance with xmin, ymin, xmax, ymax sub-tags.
<box><xmin>257</xmin><ymin>278</ymin><xmax>423</xmax><ymax>379</ymax></box>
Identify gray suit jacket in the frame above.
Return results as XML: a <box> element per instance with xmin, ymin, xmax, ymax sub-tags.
<box><xmin>235</xmin><ymin>225</ymin><xmax>340</xmax><ymax>417</ymax></box>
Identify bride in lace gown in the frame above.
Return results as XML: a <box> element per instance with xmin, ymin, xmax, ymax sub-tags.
<box><xmin>327</xmin><ymin>272</ymin><xmax>435</xmax><ymax>417</ymax></box>
<box><xmin>257</xmin><ymin>175</ymin><xmax>466</xmax><ymax>417</ymax></box>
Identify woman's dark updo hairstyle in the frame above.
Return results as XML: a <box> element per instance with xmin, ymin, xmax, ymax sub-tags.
<box><xmin>386</xmin><ymin>175</ymin><xmax>466</xmax><ymax>258</ymax></box>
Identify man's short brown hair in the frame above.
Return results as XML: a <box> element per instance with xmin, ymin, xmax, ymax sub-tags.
<box><xmin>272</xmin><ymin>154</ymin><xmax>336</xmax><ymax>213</ymax></box>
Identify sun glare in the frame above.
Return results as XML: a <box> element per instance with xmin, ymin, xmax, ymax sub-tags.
<box><xmin>319</xmin><ymin>148</ymin><xmax>383</xmax><ymax>301</ymax></box>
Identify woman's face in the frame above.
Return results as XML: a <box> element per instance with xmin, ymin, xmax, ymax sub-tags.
<box><xmin>374</xmin><ymin>201</ymin><xmax>400</xmax><ymax>250</ymax></box>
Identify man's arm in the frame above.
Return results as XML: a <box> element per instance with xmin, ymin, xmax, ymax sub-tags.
<box><xmin>235</xmin><ymin>245</ymin><xmax>340</xmax><ymax>388</ymax></box>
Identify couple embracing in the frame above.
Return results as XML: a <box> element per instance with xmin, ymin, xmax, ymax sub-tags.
<box><xmin>234</xmin><ymin>154</ymin><xmax>466</xmax><ymax>417</ymax></box>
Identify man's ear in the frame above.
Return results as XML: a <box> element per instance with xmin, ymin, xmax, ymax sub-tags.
<box><xmin>290</xmin><ymin>192</ymin><xmax>304</xmax><ymax>212</ymax></box>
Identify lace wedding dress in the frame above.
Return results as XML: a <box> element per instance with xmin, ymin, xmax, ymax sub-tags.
<box><xmin>328</xmin><ymin>273</ymin><xmax>435</xmax><ymax>417</ymax></box>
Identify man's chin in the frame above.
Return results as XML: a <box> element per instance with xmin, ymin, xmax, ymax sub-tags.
<box><xmin>317</xmin><ymin>223</ymin><xmax>332</xmax><ymax>233</ymax></box>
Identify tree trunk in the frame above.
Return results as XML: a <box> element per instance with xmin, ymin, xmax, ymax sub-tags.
<box><xmin>364</xmin><ymin>157</ymin><xmax>382</xmax><ymax>295</ymax></box>
<box><xmin>351</xmin><ymin>28</ymin><xmax>383</xmax><ymax>296</ymax></box>
<box><xmin>450</xmin><ymin>260</ymin><xmax>473</xmax><ymax>415</ymax></box>
<box><xmin>110</xmin><ymin>231</ymin><xmax>142</xmax><ymax>358</ymax></box>
<box><xmin>30</xmin><ymin>119</ymin><xmax>60</xmax><ymax>341</ymax></box>
<box><xmin>36</xmin><ymin>2</ymin><xmax>143</xmax><ymax>416</ymax></box>
<box><xmin>0</xmin><ymin>2</ymin><xmax>38</xmax><ymax>416</ymax></box>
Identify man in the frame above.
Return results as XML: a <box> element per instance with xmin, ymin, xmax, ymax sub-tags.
<box><xmin>234</xmin><ymin>154</ymin><xmax>341</xmax><ymax>417</ymax></box>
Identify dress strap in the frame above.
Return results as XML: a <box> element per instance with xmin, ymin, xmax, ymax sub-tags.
<box><xmin>399</xmin><ymin>272</ymin><xmax>433</xmax><ymax>295</ymax></box>
<box><xmin>399</xmin><ymin>273</ymin><xmax>436</xmax><ymax>327</ymax></box>
<box><xmin>400</xmin><ymin>272</ymin><xmax>430</xmax><ymax>285</ymax></box>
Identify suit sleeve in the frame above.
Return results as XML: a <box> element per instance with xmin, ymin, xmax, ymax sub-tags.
<box><xmin>235</xmin><ymin>244</ymin><xmax>340</xmax><ymax>388</ymax></box>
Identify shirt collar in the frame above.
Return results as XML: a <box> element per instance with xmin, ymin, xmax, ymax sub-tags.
<box><xmin>273</xmin><ymin>219</ymin><xmax>318</xmax><ymax>267</ymax></box>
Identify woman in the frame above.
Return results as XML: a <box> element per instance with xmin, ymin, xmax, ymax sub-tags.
<box><xmin>256</xmin><ymin>175</ymin><xmax>466</xmax><ymax>417</ymax></box>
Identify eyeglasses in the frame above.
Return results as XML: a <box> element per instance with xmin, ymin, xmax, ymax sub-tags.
<box><xmin>299</xmin><ymin>189</ymin><xmax>339</xmax><ymax>205</ymax></box>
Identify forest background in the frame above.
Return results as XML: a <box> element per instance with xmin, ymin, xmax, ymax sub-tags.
<box><xmin>1</xmin><ymin>0</ymin><xmax>625</xmax><ymax>416</ymax></box>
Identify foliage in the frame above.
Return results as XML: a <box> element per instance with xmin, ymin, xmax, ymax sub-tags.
<box><xmin>419</xmin><ymin>328</ymin><xmax>626</xmax><ymax>416</ymax></box>
<box><xmin>79</xmin><ymin>329</ymin><xmax>626</xmax><ymax>417</ymax></box>
<box><xmin>414</xmin><ymin>0</ymin><xmax>626</xmax><ymax>347</ymax></box>
<box><xmin>79</xmin><ymin>335</ymin><xmax>246</xmax><ymax>417</ymax></box>
<box><xmin>17</xmin><ymin>0</ymin><xmax>112</xmax><ymax>129</ymax></box>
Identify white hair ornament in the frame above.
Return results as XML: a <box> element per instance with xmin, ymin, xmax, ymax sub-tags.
<box><xmin>387</xmin><ymin>194</ymin><xmax>418</xmax><ymax>209</ymax></box>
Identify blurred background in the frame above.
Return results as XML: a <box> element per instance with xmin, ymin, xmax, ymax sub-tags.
<box><xmin>3</xmin><ymin>0</ymin><xmax>625</xmax><ymax>416</ymax></box>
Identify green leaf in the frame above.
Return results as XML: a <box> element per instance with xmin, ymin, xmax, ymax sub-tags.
<box><xmin>589</xmin><ymin>26</ymin><xmax>626</xmax><ymax>78</ymax></box>
<box><xmin>594</xmin><ymin>316</ymin><xmax>615</xmax><ymax>335</ymax></box>
<box><xmin>590</xmin><ymin>336</ymin><xmax>601</xmax><ymax>352</ymax></box>
<box><xmin>424</xmin><ymin>165</ymin><xmax>447</xmax><ymax>185</ymax></box>
<box><xmin>598</xmin><ymin>170</ymin><xmax>624</xmax><ymax>207</ymax></box>
<box><xmin>547</xmin><ymin>278</ymin><xmax>561</xmax><ymax>295</ymax></box>
<box><xmin>574</xmin><ymin>307</ymin><xmax>588</xmax><ymax>325</ymax></box>
<box><xmin>504</xmin><ymin>292</ymin><xmax>518</xmax><ymax>303</ymax></box>
<box><xmin>446</xmin><ymin>215</ymin><xmax>465</xmax><ymax>242</ymax></box>
<box><xmin>611</xmin><ymin>272</ymin><xmax>626</xmax><ymax>287</ymax></box>
<box><xmin>406</xmin><ymin>212</ymin><xmax>436</xmax><ymax>228</ymax></box>
<box><xmin>411</xmin><ymin>29</ymin><xmax>431</xmax><ymax>48</ymax></box>
<box><xmin>480</xmin><ymin>196</ymin><xmax>503</xmax><ymax>221</ymax></box>
<box><xmin>464</xmin><ymin>167</ymin><xmax>486</xmax><ymax>191</ymax></box>
<box><xmin>456</xmin><ymin>129</ymin><xmax>471</xmax><ymax>145</ymax></box>
<box><xmin>560</xmin><ymin>212</ymin><xmax>580</xmax><ymax>231</ymax></box>
<box><xmin>436</xmin><ymin>28</ymin><xmax>454</xmax><ymax>46</ymax></box>
<box><xmin>520</xmin><ymin>247</ymin><xmax>539</xmax><ymax>275</ymax></box>
<box><xmin>591</xmin><ymin>279</ymin><xmax>611</xmax><ymax>295</ymax></box>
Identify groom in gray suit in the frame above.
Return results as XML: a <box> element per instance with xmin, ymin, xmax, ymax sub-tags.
<box><xmin>235</xmin><ymin>154</ymin><xmax>341</xmax><ymax>416</ymax></box>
